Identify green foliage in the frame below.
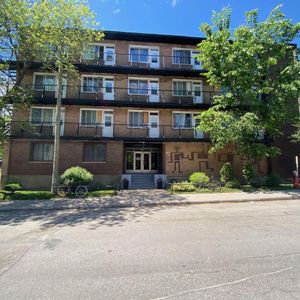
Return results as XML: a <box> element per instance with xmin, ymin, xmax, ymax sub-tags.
<box><xmin>197</xmin><ymin>5</ymin><xmax>300</xmax><ymax>160</ymax></box>
<box><xmin>189</xmin><ymin>172</ymin><xmax>209</xmax><ymax>186</ymax></box>
<box><xmin>265</xmin><ymin>173</ymin><xmax>281</xmax><ymax>187</ymax></box>
<box><xmin>224</xmin><ymin>180</ymin><xmax>241</xmax><ymax>189</ymax></box>
<box><xmin>3</xmin><ymin>183</ymin><xmax>23</xmax><ymax>193</ymax></box>
<box><xmin>250</xmin><ymin>177</ymin><xmax>266</xmax><ymax>188</ymax></box>
<box><xmin>242</xmin><ymin>163</ymin><xmax>255</xmax><ymax>185</ymax></box>
<box><xmin>60</xmin><ymin>166</ymin><xmax>93</xmax><ymax>188</ymax></box>
<box><xmin>220</xmin><ymin>162</ymin><xmax>234</xmax><ymax>183</ymax></box>
<box><xmin>171</xmin><ymin>181</ymin><xmax>196</xmax><ymax>192</ymax></box>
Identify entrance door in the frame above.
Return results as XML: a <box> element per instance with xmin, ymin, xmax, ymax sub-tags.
<box><xmin>149</xmin><ymin>81</ymin><xmax>159</xmax><ymax>102</ymax></box>
<box><xmin>102</xmin><ymin>111</ymin><xmax>113</xmax><ymax>137</ymax></box>
<box><xmin>103</xmin><ymin>79</ymin><xmax>114</xmax><ymax>100</ymax></box>
<box><xmin>134</xmin><ymin>152</ymin><xmax>151</xmax><ymax>172</ymax></box>
<box><xmin>193</xmin><ymin>116</ymin><xmax>203</xmax><ymax>139</ymax></box>
<box><xmin>149</xmin><ymin>112</ymin><xmax>159</xmax><ymax>138</ymax></box>
<box><xmin>149</xmin><ymin>48</ymin><xmax>159</xmax><ymax>68</ymax></box>
<box><xmin>193</xmin><ymin>82</ymin><xmax>203</xmax><ymax>103</ymax></box>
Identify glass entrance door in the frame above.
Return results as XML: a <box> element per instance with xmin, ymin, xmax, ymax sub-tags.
<box><xmin>134</xmin><ymin>151</ymin><xmax>151</xmax><ymax>172</ymax></box>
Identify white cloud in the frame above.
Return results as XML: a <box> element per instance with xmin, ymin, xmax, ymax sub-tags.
<box><xmin>113</xmin><ymin>8</ymin><xmax>121</xmax><ymax>14</ymax></box>
<box><xmin>171</xmin><ymin>0</ymin><xmax>177</xmax><ymax>8</ymax></box>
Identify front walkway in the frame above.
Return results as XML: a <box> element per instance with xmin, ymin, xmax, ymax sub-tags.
<box><xmin>0</xmin><ymin>189</ymin><xmax>300</xmax><ymax>212</ymax></box>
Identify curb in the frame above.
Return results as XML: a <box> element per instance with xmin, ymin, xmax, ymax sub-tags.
<box><xmin>0</xmin><ymin>195</ymin><xmax>299</xmax><ymax>212</ymax></box>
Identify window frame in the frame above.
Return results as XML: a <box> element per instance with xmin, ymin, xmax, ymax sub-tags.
<box><xmin>82</xmin><ymin>142</ymin><xmax>106</xmax><ymax>162</ymax></box>
<box><xmin>79</xmin><ymin>108</ymin><xmax>113</xmax><ymax>127</ymax></box>
<box><xmin>172</xmin><ymin>48</ymin><xmax>200</xmax><ymax>66</ymax></box>
<box><xmin>172</xmin><ymin>111</ymin><xmax>199</xmax><ymax>129</ymax></box>
<box><xmin>172</xmin><ymin>79</ymin><xmax>202</xmax><ymax>97</ymax></box>
<box><xmin>33</xmin><ymin>72</ymin><xmax>57</xmax><ymax>91</ymax></box>
<box><xmin>82</xmin><ymin>43</ymin><xmax>115</xmax><ymax>61</ymax></box>
<box><xmin>128</xmin><ymin>77</ymin><xmax>159</xmax><ymax>96</ymax></box>
<box><xmin>30</xmin><ymin>142</ymin><xmax>54</xmax><ymax>162</ymax></box>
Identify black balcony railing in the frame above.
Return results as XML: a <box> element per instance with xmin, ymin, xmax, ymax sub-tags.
<box><xmin>0</xmin><ymin>48</ymin><xmax>203</xmax><ymax>71</ymax></box>
<box><xmin>10</xmin><ymin>121</ymin><xmax>208</xmax><ymax>141</ymax></box>
<box><xmin>20</xmin><ymin>84</ymin><xmax>220</xmax><ymax>105</ymax></box>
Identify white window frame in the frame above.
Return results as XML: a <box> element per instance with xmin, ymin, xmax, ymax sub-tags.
<box><xmin>30</xmin><ymin>106</ymin><xmax>55</xmax><ymax>125</ymax></box>
<box><xmin>33</xmin><ymin>72</ymin><xmax>57</xmax><ymax>91</ymax></box>
<box><xmin>128</xmin><ymin>45</ymin><xmax>159</xmax><ymax>64</ymax></box>
<box><xmin>79</xmin><ymin>108</ymin><xmax>113</xmax><ymax>127</ymax></box>
<box><xmin>30</xmin><ymin>142</ymin><xmax>54</xmax><ymax>162</ymax></box>
<box><xmin>172</xmin><ymin>48</ymin><xmax>200</xmax><ymax>66</ymax></box>
<box><xmin>127</xmin><ymin>110</ymin><xmax>159</xmax><ymax>129</ymax></box>
<box><xmin>128</xmin><ymin>77</ymin><xmax>159</xmax><ymax>96</ymax></box>
<box><xmin>172</xmin><ymin>79</ymin><xmax>202</xmax><ymax>97</ymax></box>
<box><xmin>82</xmin><ymin>43</ymin><xmax>115</xmax><ymax>61</ymax></box>
<box><xmin>80</xmin><ymin>75</ymin><xmax>114</xmax><ymax>93</ymax></box>
<box><xmin>172</xmin><ymin>111</ymin><xmax>199</xmax><ymax>129</ymax></box>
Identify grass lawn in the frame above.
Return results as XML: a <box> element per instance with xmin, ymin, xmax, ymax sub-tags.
<box><xmin>170</xmin><ymin>183</ymin><xmax>295</xmax><ymax>194</ymax></box>
<box><xmin>0</xmin><ymin>189</ymin><xmax>116</xmax><ymax>201</ymax></box>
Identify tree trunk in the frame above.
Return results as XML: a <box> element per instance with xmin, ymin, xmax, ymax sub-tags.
<box><xmin>50</xmin><ymin>63</ymin><xmax>63</xmax><ymax>193</ymax></box>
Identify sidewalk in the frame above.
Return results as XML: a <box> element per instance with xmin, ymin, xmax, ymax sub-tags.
<box><xmin>0</xmin><ymin>189</ymin><xmax>300</xmax><ymax>212</ymax></box>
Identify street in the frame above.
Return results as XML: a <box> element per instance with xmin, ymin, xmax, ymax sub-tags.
<box><xmin>1</xmin><ymin>200</ymin><xmax>300</xmax><ymax>299</ymax></box>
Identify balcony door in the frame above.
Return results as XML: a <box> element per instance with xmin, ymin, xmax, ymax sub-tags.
<box><xmin>149</xmin><ymin>81</ymin><xmax>159</xmax><ymax>102</ymax></box>
<box><xmin>149</xmin><ymin>48</ymin><xmax>159</xmax><ymax>68</ymax></box>
<box><xmin>192</xmin><ymin>82</ymin><xmax>203</xmax><ymax>103</ymax></box>
<box><xmin>102</xmin><ymin>111</ymin><xmax>113</xmax><ymax>137</ymax></box>
<box><xmin>103</xmin><ymin>79</ymin><xmax>114</xmax><ymax>100</ymax></box>
<box><xmin>149</xmin><ymin>112</ymin><xmax>159</xmax><ymax>138</ymax></box>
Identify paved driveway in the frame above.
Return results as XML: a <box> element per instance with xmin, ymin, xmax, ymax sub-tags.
<box><xmin>1</xmin><ymin>200</ymin><xmax>300</xmax><ymax>299</ymax></box>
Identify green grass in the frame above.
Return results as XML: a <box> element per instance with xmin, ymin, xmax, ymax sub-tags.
<box><xmin>0</xmin><ymin>189</ymin><xmax>116</xmax><ymax>201</ymax></box>
<box><xmin>170</xmin><ymin>183</ymin><xmax>295</xmax><ymax>194</ymax></box>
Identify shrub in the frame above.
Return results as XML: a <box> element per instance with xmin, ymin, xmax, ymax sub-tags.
<box><xmin>220</xmin><ymin>162</ymin><xmax>234</xmax><ymax>183</ymax></box>
<box><xmin>189</xmin><ymin>172</ymin><xmax>209</xmax><ymax>186</ymax></box>
<box><xmin>265</xmin><ymin>173</ymin><xmax>281</xmax><ymax>187</ymax></box>
<box><xmin>242</xmin><ymin>163</ymin><xmax>255</xmax><ymax>185</ymax></box>
<box><xmin>250</xmin><ymin>177</ymin><xmax>266</xmax><ymax>188</ymax></box>
<box><xmin>3</xmin><ymin>183</ymin><xmax>22</xmax><ymax>194</ymax></box>
<box><xmin>171</xmin><ymin>181</ymin><xmax>196</xmax><ymax>192</ymax></box>
<box><xmin>225</xmin><ymin>180</ymin><xmax>241</xmax><ymax>189</ymax></box>
<box><xmin>60</xmin><ymin>167</ymin><xmax>93</xmax><ymax>188</ymax></box>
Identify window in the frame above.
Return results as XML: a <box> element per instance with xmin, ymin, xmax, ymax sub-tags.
<box><xmin>128</xmin><ymin>111</ymin><xmax>144</xmax><ymax>127</ymax></box>
<box><xmin>173</xmin><ymin>113</ymin><xmax>197</xmax><ymax>128</ymax></box>
<box><xmin>83</xmin><ymin>143</ymin><xmax>106</xmax><ymax>162</ymax></box>
<box><xmin>82</xmin><ymin>77</ymin><xmax>103</xmax><ymax>93</ymax></box>
<box><xmin>34</xmin><ymin>74</ymin><xmax>56</xmax><ymax>91</ymax></box>
<box><xmin>83</xmin><ymin>45</ymin><xmax>104</xmax><ymax>60</ymax></box>
<box><xmin>173</xmin><ymin>81</ymin><xmax>191</xmax><ymax>96</ymax></box>
<box><xmin>129</xmin><ymin>47</ymin><xmax>149</xmax><ymax>63</ymax></box>
<box><xmin>31</xmin><ymin>143</ymin><xmax>53</xmax><ymax>161</ymax></box>
<box><xmin>129</xmin><ymin>79</ymin><xmax>148</xmax><ymax>95</ymax></box>
<box><xmin>173</xmin><ymin>50</ymin><xmax>191</xmax><ymax>65</ymax></box>
<box><xmin>81</xmin><ymin>110</ymin><xmax>97</xmax><ymax>126</ymax></box>
<box><xmin>31</xmin><ymin>108</ymin><xmax>54</xmax><ymax>125</ymax></box>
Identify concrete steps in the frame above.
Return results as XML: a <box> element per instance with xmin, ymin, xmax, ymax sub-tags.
<box><xmin>131</xmin><ymin>173</ymin><xmax>155</xmax><ymax>189</ymax></box>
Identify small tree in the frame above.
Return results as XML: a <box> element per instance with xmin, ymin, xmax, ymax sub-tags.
<box><xmin>196</xmin><ymin>6</ymin><xmax>300</xmax><ymax>163</ymax></box>
<box><xmin>60</xmin><ymin>166</ymin><xmax>93</xmax><ymax>188</ymax></box>
<box><xmin>220</xmin><ymin>162</ymin><xmax>234</xmax><ymax>183</ymax></box>
<box><xmin>242</xmin><ymin>163</ymin><xmax>255</xmax><ymax>185</ymax></box>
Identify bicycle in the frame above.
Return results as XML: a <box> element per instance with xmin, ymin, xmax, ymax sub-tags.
<box><xmin>56</xmin><ymin>184</ymin><xmax>88</xmax><ymax>198</ymax></box>
<box><xmin>198</xmin><ymin>176</ymin><xmax>222</xmax><ymax>192</ymax></box>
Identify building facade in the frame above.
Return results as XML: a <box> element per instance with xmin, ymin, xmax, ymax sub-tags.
<box><xmin>1</xmin><ymin>31</ymin><xmax>270</xmax><ymax>189</ymax></box>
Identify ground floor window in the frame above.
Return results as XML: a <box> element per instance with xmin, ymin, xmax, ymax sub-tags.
<box><xmin>83</xmin><ymin>143</ymin><xmax>106</xmax><ymax>162</ymax></box>
<box><xmin>30</xmin><ymin>143</ymin><xmax>53</xmax><ymax>161</ymax></box>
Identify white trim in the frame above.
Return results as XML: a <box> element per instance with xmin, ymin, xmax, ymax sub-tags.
<box><xmin>127</xmin><ymin>110</ymin><xmax>159</xmax><ymax>129</ymax></box>
<box><xmin>79</xmin><ymin>108</ymin><xmax>113</xmax><ymax>127</ymax></box>
<box><xmin>172</xmin><ymin>79</ymin><xmax>202</xmax><ymax>97</ymax></box>
<box><xmin>128</xmin><ymin>45</ymin><xmax>159</xmax><ymax>63</ymax></box>
<box><xmin>172</xmin><ymin>48</ymin><xmax>199</xmax><ymax>65</ymax></box>
<box><xmin>29</xmin><ymin>106</ymin><xmax>65</xmax><ymax>124</ymax></box>
<box><xmin>128</xmin><ymin>77</ymin><xmax>159</xmax><ymax>96</ymax></box>
<box><xmin>172</xmin><ymin>111</ymin><xmax>199</xmax><ymax>129</ymax></box>
<box><xmin>80</xmin><ymin>75</ymin><xmax>114</xmax><ymax>93</ymax></box>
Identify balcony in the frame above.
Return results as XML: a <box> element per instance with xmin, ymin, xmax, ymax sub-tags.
<box><xmin>23</xmin><ymin>84</ymin><xmax>220</xmax><ymax>108</ymax></box>
<box><xmin>10</xmin><ymin>121</ymin><xmax>209</xmax><ymax>142</ymax></box>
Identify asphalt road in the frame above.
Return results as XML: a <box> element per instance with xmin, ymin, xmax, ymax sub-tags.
<box><xmin>0</xmin><ymin>200</ymin><xmax>300</xmax><ymax>300</ymax></box>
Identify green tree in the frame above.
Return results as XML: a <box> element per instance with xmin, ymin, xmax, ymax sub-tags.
<box><xmin>0</xmin><ymin>0</ymin><xmax>103</xmax><ymax>192</ymax></box>
<box><xmin>196</xmin><ymin>6</ymin><xmax>300</xmax><ymax>163</ymax></box>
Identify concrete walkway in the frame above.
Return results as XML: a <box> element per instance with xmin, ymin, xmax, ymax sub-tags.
<box><xmin>0</xmin><ymin>189</ymin><xmax>300</xmax><ymax>212</ymax></box>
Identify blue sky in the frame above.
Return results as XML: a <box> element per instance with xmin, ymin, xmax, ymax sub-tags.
<box><xmin>87</xmin><ymin>0</ymin><xmax>299</xmax><ymax>46</ymax></box>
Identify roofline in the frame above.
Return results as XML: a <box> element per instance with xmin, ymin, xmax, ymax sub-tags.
<box><xmin>103</xmin><ymin>30</ymin><xmax>205</xmax><ymax>45</ymax></box>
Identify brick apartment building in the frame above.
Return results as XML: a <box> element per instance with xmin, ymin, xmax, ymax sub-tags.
<box><xmin>1</xmin><ymin>31</ymin><xmax>297</xmax><ymax>189</ymax></box>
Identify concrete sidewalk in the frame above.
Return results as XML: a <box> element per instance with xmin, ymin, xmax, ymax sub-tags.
<box><xmin>0</xmin><ymin>189</ymin><xmax>300</xmax><ymax>212</ymax></box>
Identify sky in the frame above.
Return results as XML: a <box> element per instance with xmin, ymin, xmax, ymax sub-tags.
<box><xmin>87</xmin><ymin>0</ymin><xmax>300</xmax><ymax>46</ymax></box>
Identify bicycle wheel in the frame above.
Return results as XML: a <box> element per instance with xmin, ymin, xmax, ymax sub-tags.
<box><xmin>198</xmin><ymin>182</ymin><xmax>206</xmax><ymax>189</ymax></box>
<box><xmin>75</xmin><ymin>185</ymin><xmax>88</xmax><ymax>198</ymax></box>
<box><xmin>57</xmin><ymin>184</ymin><xmax>69</xmax><ymax>197</ymax></box>
<box><xmin>209</xmin><ymin>181</ymin><xmax>222</xmax><ymax>192</ymax></box>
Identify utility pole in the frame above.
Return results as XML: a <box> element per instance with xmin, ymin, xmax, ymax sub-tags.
<box><xmin>51</xmin><ymin>60</ymin><xmax>63</xmax><ymax>193</ymax></box>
